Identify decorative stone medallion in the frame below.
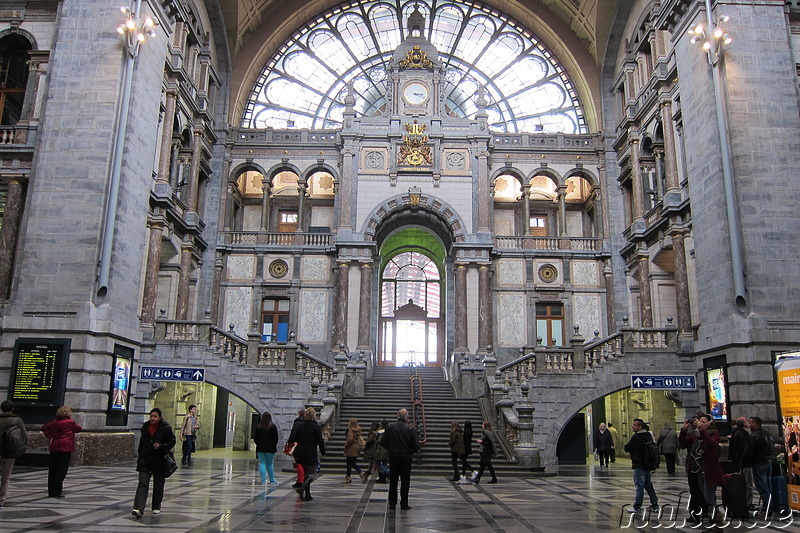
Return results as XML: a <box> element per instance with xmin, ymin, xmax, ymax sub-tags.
<box><xmin>538</xmin><ymin>263</ymin><xmax>558</xmax><ymax>283</ymax></box>
<box><xmin>268</xmin><ymin>259</ymin><xmax>289</xmax><ymax>278</ymax></box>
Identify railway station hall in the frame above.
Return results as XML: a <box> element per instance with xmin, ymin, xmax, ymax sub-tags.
<box><xmin>0</xmin><ymin>0</ymin><xmax>800</xmax><ymax>531</ymax></box>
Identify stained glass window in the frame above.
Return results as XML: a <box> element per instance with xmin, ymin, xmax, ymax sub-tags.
<box><xmin>242</xmin><ymin>0</ymin><xmax>586</xmax><ymax>134</ymax></box>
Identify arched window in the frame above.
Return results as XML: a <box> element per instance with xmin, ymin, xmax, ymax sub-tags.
<box><xmin>493</xmin><ymin>173</ymin><xmax>522</xmax><ymax>202</ymax></box>
<box><xmin>242</xmin><ymin>0</ymin><xmax>586</xmax><ymax>134</ymax></box>
<box><xmin>0</xmin><ymin>34</ymin><xmax>31</xmax><ymax>126</ymax></box>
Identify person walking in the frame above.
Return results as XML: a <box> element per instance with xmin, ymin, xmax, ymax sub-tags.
<box><xmin>382</xmin><ymin>408</ymin><xmax>419</xmax><ymax>510</ymax></box>
<box><xmin>594</xmin><ymin>422</ymin><xmax>614</xmax><ymax>467</ymax></box>
<box><xmin>743</xmin><ymin>416</ymin><xmax>775</xmax><ymax>515</ymax></box>
<box><xmin>131</xmin><ymin>408</ymin><xmax>176</xmax><ymax>518</ymax></box>
<box><xmin>363</xmin><ymin>421</ymin><xmax>380</xmax><ymax>478</ymax></box>
<box><xmin>287</xmin><ymin>409</ymin><xmax>306</xmax><ymax>489</ymax></box>
<box><xmin>42</xmin><ymin>405</ymin><xmax>82</xmax><ymax>498</ymax></box>
<box><xmin>607</xmin><ymin>422</ymin><xmax>619</xmax><ymax>462</ymax></box>
<box><xmin>292</xmin><ymin>407</ymin><xmax>325</xmax><ymax>501</ymax></box>
<box><xmin>179</xmin><ymin>404</ymin><xmax>200</xmax><ymax>467</ymax></box>
<box><xmin>252</xmin><ymin>411</ymin><xmax>279</xmax><ymax>484</ymax></box>
<box><xmin>473</xmin><ymin>420</ymin><xmax>498</xmax><ymax>484</ymax></box>
<box><xmin>0</xmin><ymin>400</ymin><xmax>27</xmax><ymax>507</ymax></box>
<box><xmin>374</xmin><ymin>419</ymin><xmax>390</xmax><ymax>483</ymax></box>
<box><xmin>624</xmin><ymin>418</ymin><xmax>659</xmax><ymax>514</ymax></box>
<box><xmin>462</xmin><ymin>420</ymin><xmax>474</xmax><ymax>478</ymax></box>
<box><xmin>343</xmin><ymin>418</ymin><xmax>367</xmax><ymax>483</ymax></box>
<box><xmin>448</xmin><ymin>421</ymin><xmax>465</xmax><ymax>481</ymax></box>
<box><xmin>657</xmin><ymin>422</ymin><xmax>679</xmax><ymax>474</ymax></box>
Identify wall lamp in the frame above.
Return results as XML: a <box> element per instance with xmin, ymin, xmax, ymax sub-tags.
<box><xmin>117</xmin><ymin>5</ymin><xmax>159</xmax><ymax>56</ymax></box>
<box><xmin>687</xmin><ymin>14</ymin><xmax>731</xmax><ymax>65</ymax></box>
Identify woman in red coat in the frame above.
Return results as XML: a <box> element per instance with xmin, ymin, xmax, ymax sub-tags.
<box><xmin>680</xmin><ymin>414</ymin><xmax>724</xmax><ymax>522</ymax></box>
<box><xmin>41</xmin><ymin>405</ymin><xmax>82</xmax><ymax>498</ymax></box>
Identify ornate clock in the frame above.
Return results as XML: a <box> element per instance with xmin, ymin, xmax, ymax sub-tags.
<box><xmin>538</xmin><ymin>264</ymin><xmax>558</xmax><ymax>283</ymax></box>
<box><xmin>403</xmin><ymin>82</ymin><xmax>429</xmax><ymax>105</ymax></box>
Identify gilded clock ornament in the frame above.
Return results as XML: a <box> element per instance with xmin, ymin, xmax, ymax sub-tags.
<box><xmin>399</xmin><ymin>45</ymin><xmax>434</xmax><ymax>69</ymax></box>
<box><xmin>538</xmin><ymin>264</ymin><xmax>558</xmax><ymax>283</ymax></box>
<box><xmin>269</xmin><ymin>259</ymin><xmax>289</xmax><ymax>278</ymax></box>
<box><xmin>397</xmin><ymin>120</ymin><xmax>432</xmax><ymax>167</ymax></box>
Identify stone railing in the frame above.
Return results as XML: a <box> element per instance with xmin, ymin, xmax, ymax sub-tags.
<box><xmin>155</xmin><ymin>317</ymin><xmax>249</xmax><ymax>362</ymax></box>
<box><xmin>583</xmin><ymin>332</ymin><xmax>623</xmax><ymax>369</ymax></box>
<box><xmin>224</xmin><ymin>231</ymin><xmax>332</xmax><ymax>247</ymax></box>
<box><xmin>209</xmin><ymin>326</ymin><xmax>248</xmax><ymax>362</ymax></box>
<box><xmin>0</xmin><ymin>125</ymin><xmax>29</xmax><ymax>145</ymax></box>
<box><xmin>494</xmin><ymin>236</ymin><xmax>603</xmax><ymax>251</ymax></box>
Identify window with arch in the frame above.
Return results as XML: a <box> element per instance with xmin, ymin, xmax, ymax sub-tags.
<box><xmin>493</xmin><ymin>173</ymin><xmax>522</xmax><ymax>202</ymax></box>
<box><xmin>565</xmin><ymin>175</ymin><xmax>592</xmax><ymax>203</ymax></box>
<box><xmin>271</xmin><ymin>171</ymin><xmax>300</xmax><ymax>196</ymax></box>
<box><xmin>307</xmin><ymin>171</ymin><xmax>335</xmax><ymax>198</ymax></box>
<box><xmin>529</xmin><ymin>175</ymin><xmax>558</xmax><ymax>201</ymax></box>
<box><xmin>242</xmin><ymin>0</ymin><xmax>587</xmax><ymax>134</ymax></box>
<box><xmin>382</xmin><ymin>251</ymin><xmax>441</xmax><ymax>317</ymax></box>
<box><xmin>0</xmin><ymin>34</ymin><xmax>30</xmax><ymax>126</ymax></box>
<box><xmin>236</xmin><ymin>170</ymin><xmax>265</xmax><ymax>197</ymax></box>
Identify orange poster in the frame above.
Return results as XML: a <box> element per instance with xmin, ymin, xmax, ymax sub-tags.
<box><xmin>776</xmin><ymin>355</ymin><xmax>800</xmax><ymax>511</ymax></box>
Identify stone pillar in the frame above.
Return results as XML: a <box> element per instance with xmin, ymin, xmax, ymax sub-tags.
<box><xmin>141</xmin><ymin>218</ymin><xmax>165</xmax><ymax>323</ymax></box>
<box><xmin>211</xmin><ymin>257</ymin><xmax>223</xmax><ymax>324</ymax></box>
<box><xmin>169</xmin><ymin>142</ymin><xmax>180</xmax><ymax>188</ymax></box>
<box><xmin>629</xmin><ymin>136</ymin><xmax>645</xmax><ymax>221</ymax></box>
<box><xmin>557</xmin><ymin>185</ymin><xmax>567</xmax><ymax>235</ymax></box>
<box><xmin>638</xmin><ymin>256</ymin><xmax>653</xmax><ymax>328</ymax></box>
<box><xmin>477</xmin><ymin>265</ymin><xmax>492</xmax><ymax>352</ymax></box>
<box><xmin>156</xmin><ymin>88</ymin><xmax>178</xmax><ymax>185</ymax></box>
<box><xmin>0</xmin><ymin>176</ymin><xmax>25</xmax><ymax>299</ymax></box>
<box><xmin>185</xmin><ymin>129</ymin><xmax>203</xmax><ymax>213</ymax></box>
<box><xmin>672</xmin><ymin>233</ymin><xmax>692</xmax><ymax>336</ymax></box>
<box><xmin>476</xmin><ymin>150</ymin><xmax>491</xmax><ymax>234</ymax></box>
<box><xmin>331</xmin><ymin>262</ymin><xmax>349</xmax><ymax>350</ymax></box>
<box><xmin>454</xmin><ymin>264</ymin><xmax>468</xmax><ymax>353</ymax></box>
<box><xmin>175</xmin><ymin>242</ymin><xmax>193</xmax><ymax>320</ymax></box>
<box><xmin>514</xmin><ymin>382</ymin><xmax>541</xmax><ymax>469</ymax></box>
<box><xmin>20</xmin><ymin>58</ymin><xmax>42</xmax><ymax>121</ymax></box>
<box><xmin>591</xmin><ymin>186</ymin><xmax>603</xmax><ymax>238</ymax></box>
<box><xmin>357</xmin><ymin>262</ymin><xmax>372</xmax><ymax>352</ymax></box>
<box><xmin>660</xmin><ymin>99</ymin><xmax>680</xmax><ymax>193</ymax></box>
<box><xmin>260</xmin><ymin>177</ymin><xmax>271</xmax><ymax>230</ymax></box>
<box><xmin>520</xmin><ymin>183</ymin><xmax>531</xmax><ymax>236</ymax></box>
<box><xmin>603</xmin><ymin>264</ymin><xmax>615</xmax><ymax>334</ymax></box>
<box><xmin>338</xmin><ymin>146</ymin><xmax>355</xmax><ymax>232</ymax></box>
<box><xmin>297</xmin><ymin>181</ymin><xmax>307</xmax><ymax>232</ymax></box>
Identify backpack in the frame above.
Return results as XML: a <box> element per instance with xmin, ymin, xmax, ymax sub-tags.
<box><xmin>3</xmin><ymin>423</ymin><xmax>26</xmax><ymax>459</ymax></box>
<box><xmin>356</xmin><ymin>434</ymin><xmax>366</xmax><ymax>453</ymax></box>
<box><xmin>643</xmin><ymin>439</ymin><xmax>660</xmax><ymax>471</ymax></box>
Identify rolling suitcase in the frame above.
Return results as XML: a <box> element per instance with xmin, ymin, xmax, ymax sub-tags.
<box><xmin>722</xmin><ymin>472</ymin><xmax>748</xmax><ymax>519</ymax></box>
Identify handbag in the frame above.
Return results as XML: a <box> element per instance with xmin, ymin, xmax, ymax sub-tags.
<box><xmin>164</xmin><ymin>452</ymin><xmax>178</xmax><ymax>477</ymax></box>
<box><xmin>283</xmin><ymin>441</ymin><xmax>297</xmax><ymax>456</ymax></box>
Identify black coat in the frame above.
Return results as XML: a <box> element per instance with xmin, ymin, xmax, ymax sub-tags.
<box><xmin>383</xmin><ymin>419</ymin><xmax>419</xmax><ymax>458</ymax></box>
<box><xmin>137</xmin><ymin>420</ymin><xmax>176</xmax><ymax>474</ymax></box>
<box><xmin>594</xmin><ymin>429</ymin><xmax>614</xmax><ymax>452</ymax></box>
<box><xmin>253</xmin><ymin>423</ymin><xmax>279</xmax><ymax>453</ymax></box>
<box><xmin>292</xmin><ymin>419</ymin><xmax>325</xmax><ymax>467</ymax></box>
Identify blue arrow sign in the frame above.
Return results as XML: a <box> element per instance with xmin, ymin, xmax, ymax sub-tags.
<box><xmin>630</xmin><ymin>375</ymin><xmax>696</xmax><ymax>390</ymax></box>
<box><xmin>139</xmin><ymin>366</ymin><xmax>205</xmax><ymax>382</ymax></box>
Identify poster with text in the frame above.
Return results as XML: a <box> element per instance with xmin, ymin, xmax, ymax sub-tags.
<box><xmin>776</xmin><ymin>354</ymin><xmax>800</xmax><ymax>511</ymax></box>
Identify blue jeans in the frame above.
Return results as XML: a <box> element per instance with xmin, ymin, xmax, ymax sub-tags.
<box><xmin>752</xmin><ymin>462</ymin><xmax>772</xmax><ymax>513</ymax></box>
<box><xmin>633</xmin><ymin>467</ymin><xmax>658</xmax><ymax>509</ymax></box>
<box><xmin>257</xmin><ymin>452</ymin><xmax>275</xmax><ymax>483</ymax></box>
<box><xmin>181</xmin><ymin>435</ymin><xmax>195</xmax><ymax>465</ymax></box>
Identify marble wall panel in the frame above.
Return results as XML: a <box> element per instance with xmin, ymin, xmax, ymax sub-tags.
<box><xmin>303</xmin><ymin>257</ymin><xmax>329</xmax><ymax>282</ymax></box>
<box><xmin>573</xmin><ymin>294</ymin><xmax>600</xmax><ymax>339</ymax></box>
<box><xmin>572</xmin><ymin>261</ymin><xmax>598</xmax><ymax>286</ymax></box>
<box><xmin>498</xmin><ymin>259</ymin><xmax>525</xmax><ymax>286</ymax></box>
<box><xmin>224</xmin><ymin>287</ymin><xmax>252</xmax><ymax>338</ymax></box>
<box><xmin>498</xmin><ymin>292</ymin><xmax>526</xmax><ymax>346</ymax></box>
<box><xmin>299</xmin><ymin>289</ymin><xmax>328</xmax><ymax>342</ymax></box>
<box><xmin>228</xmin><ymin>255</ymin><xmax>255</xmax><ymax>280</ymax></box>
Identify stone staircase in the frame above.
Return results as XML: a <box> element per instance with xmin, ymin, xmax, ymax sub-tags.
<box><xmin>320</xmin><ymin>366</ymin><xmax>525</xmax><ymax>477</ymax></box>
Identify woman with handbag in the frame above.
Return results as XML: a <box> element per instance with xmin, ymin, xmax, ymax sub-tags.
<box><xmin>343</xmin><ymin>418</ymin><xmax>367</xmax><ymax>483</ymax></box>
<box><xmin>253</xmin><ymin>412</ymin><xmax>279</xmax><ymax>484</ymax></box>
<box><xmin>42</xmin><ymin>405</ymin><xmax>82</xmax><ymax>498</ymax></box>
<box><xmin>131</xmin><ymin>408</ymin><xmax>176</xmax><ymax>518</ymax></box>
<box><xmin>292</xmin><ymin>407</ymin><xmax>325</xmax><ymax>501</ymax></box>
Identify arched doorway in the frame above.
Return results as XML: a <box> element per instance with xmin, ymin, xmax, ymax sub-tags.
<box><xmin>377</xmin><ymin>228</ymin><xmax>446</xmax><ymax>367</ymax></box>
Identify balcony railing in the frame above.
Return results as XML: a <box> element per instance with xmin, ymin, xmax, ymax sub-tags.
<box><xmin>225</xmin><ymin>231</ymin><xmax>332</xmax><ymax>247</ymax></box>
<box><xmin>494</xmin><ymin>236</ymin><xmax>603</xmax><ymax>251</ymax></box>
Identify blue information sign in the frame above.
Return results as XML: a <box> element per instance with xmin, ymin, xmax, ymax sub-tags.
<box><xmin>139</xmin><ymin>366</ymin><xmax>205</xmax><ymax>382</ymax></box>
<box><xmin>630</xmin><ymin>375</ymin><xmax>696</xmax><ymax>390</ymax></box>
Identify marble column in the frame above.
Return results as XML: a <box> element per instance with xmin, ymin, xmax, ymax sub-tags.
<box><xmin>477</xmin><ymin>265</ymin><xmax>492</xmax><ymax>352</ymax></box>
<box><xmin>0</xmin><ymin>176</ymin><xmax>25</xmax><ymax>299</ymax></box>
<box><xmin>157</xmin><ymin>88</ymin><xmax>178</xmax><ymax>185</ymax></box>
<box><xmin>591</xmin><ymin>186</ymin><xmax>603</xmax><ymax>238</ymax></box>
<box><xmin>557</xmin><ymin>186</ymin><xmax>567</xmax><ymax>235</ymax></box>
<box><xmin>454</xmin><ymin>264</ymin><xmax>468</xmax><ymax>353</ymax></box>
<box><xmin>629</xmin><ymin>136</ymin><xmax>645</xmax><ymax>221</ymax></box>
<box><xmin>175</xmin><ymin>243</ymin><xmax>193</xmax><ymax>320</ymax></box>
<box><xmin>638</xmin><ymin>256</ymin><xmax>653</xmax><ymax>328</ymax></box>
<box><xmin>185</xmin><ymin>129</ymin><xmax>203</xmax><ymax>213</ymax></box>
<box><xmin>476</xmin><ymin>150</ymin><xmax>491</xmax><ymax>234</ymax></box>
<box><xmin>260</xmin><ymin>177</ymin><xmax>272</xmax><ymax>230</ymax></box>
<box><xmin>338</xmin><ymin>146</ymin><xmax>355</xmax><ymax>232</ymax></box>
<box><xmin>672</xmin><ymin>233</ymin><xmax>691</xmax><ymax>335</ymax></box>
<box><xmin>141</xmin><ymin>218</ymin><xmax>165</xmax><ymax>323</ymax></box>
<box><xmin>297</xmin><ymin>182</ymin><xmax>307</xmax><ymax>232</ymax></box>
<box><xmin>332</xmin><ymin>262</ymin><xmax>350</xmax><ymax>350</ymax></box>
<box><xmin>660</xmin><ymin>100</ymin><xmax>680</xmax><ymax>193</ymax></box>
<box><xmin>20</xmin><ymin>58</ymin><xmax>41</xmax><ymax>121</ymax></box>
<box><xmin>357</xmin><ymin>262</ymin><xmax>372</xmax><ymax>351</ymax></box>
<box><xmin>520</xmin><ymin>183</ymin><xmax>531</xmax><ymax>236</ymax></box>
<box><xmin>604</xmin><ymin>264</ymin><xmax>615</xmax><ymax>333</ymax></box>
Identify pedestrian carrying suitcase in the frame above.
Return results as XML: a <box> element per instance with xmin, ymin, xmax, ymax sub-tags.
<box><xmin>722</xmin><ymin>472</ymin><xmax>748</xmax><ymax>519</ymax></box>
<box><xmin>771</xmin><ymin>475</ymin><xmax>790</xmax><ymax>514</ymax></box>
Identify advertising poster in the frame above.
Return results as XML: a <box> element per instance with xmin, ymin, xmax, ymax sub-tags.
<box><xmin>705</xmin><ymin>367</ymin><xmax>728</xmax><ymax>421</ymax></box>
<box><xmin>776</xmin><ymin>354</ymin><xmax>800</xmax><ymax>511</ymax></box>
<box><xmin>111</xmin><ymin>357</ymin><xmax>131</xmax><ymax>411</ymax></box>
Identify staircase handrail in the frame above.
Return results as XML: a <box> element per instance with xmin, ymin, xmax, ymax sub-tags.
<box><xmin>583</xmin><ymin>332</ymin><xmax>623</xmax><ymax>369</ymax></box>
<box><xmin>296</xmin><ymin>347</ymin><xmax>336</xmax><ymax>385</ymax></box>
<box><xmin>209</xmin><ymin>326</ymin><xmax>249</xmax><ymax>363</ymax></box>
<box><xmin>478</xmin><ymin>390</ymin><xmax>515</xmax><ymax>461</ymax></box>
<box><xmin>409</xmin><ymin>365</ymin><xmax>427</xmax><ymax>445</ymax></box>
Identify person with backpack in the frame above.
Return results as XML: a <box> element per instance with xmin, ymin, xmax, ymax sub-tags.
<box><xmin>743</xmin><ymin>416</ymin><xmax>774</xmax><ymax>515</ymax></box>
<box><xmin>374</xmin><ymin>419</ymin><xmax>390</xmax><ymax>483</ymax></box>
<box><xmin>343</xmin><ymin>417</ymin><xmax>367</xmax><ymax>483</ymax></box>
<box><xmin>42</xmin><ymin>405</ymin><xmax>82</xmax><ymax>498</ymax></box>
<box><xmin>623</xmin><ymin>418</ymin><xmax>659</xmax><ymax>514</ymax></box>
<box><xmin>0</xmin><ymin>399</ymin><xmax>27</xmax><ymax>507</ymax></box>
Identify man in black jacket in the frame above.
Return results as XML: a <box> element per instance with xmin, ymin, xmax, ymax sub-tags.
<box><xmin>382</xmin><ymin>408</ymin><xmax>419</xmax><ymax>510</ymax></box>
<box><xmin>744</xmin><ymin>416</ymin><xmax>774</xmax><ymax>515</ymax></box>
<box><xmin>623</xmin><ymin>418</ymin><xmax>659</xmax><ymax>514</ymax></box>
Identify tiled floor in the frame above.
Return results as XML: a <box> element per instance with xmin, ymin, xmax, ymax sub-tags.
<box><xmin>0</xmin><ymin>451</ymin><xmax>795</xmax><ymax>532</ymax></box>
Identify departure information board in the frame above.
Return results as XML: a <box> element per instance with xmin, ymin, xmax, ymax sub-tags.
<box><xmin>10</xmin><ymin>339</ymin><xmax>70</xmax><ymax>405</ymax></box>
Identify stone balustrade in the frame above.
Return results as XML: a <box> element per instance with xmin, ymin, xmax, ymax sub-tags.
<box><xmin>493</xmin><ymin>235</ymin><xmax>603</xmax><ymax>251</ymax></box>
<box><xmin>224</xmin><ymin>231</ymin><xmax>332</xmax><ymax>247</ymax></box>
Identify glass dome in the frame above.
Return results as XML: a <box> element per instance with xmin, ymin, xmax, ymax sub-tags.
<box><xmin>241</xmin><ymin>0</ymin><xmax>587</xmax><ymax>134</ymax></box>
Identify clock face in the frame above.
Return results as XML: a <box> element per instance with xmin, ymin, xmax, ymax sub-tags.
<box><xmin>538</xmin><ymin>264</ymin><xmax>558</xmax><ymax>283</ymax></box>
<box><xmin>403</xmin><ymin>82</ymin><xmax>429</xmax><ymax>105</ymax></box>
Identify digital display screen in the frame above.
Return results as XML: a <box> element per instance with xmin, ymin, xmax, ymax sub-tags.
<box><xmin>705</xmin><ymin>367</ymin><xmax>728</xmax><ymax>421</ymax></box>
<box><xmin>10</xmin><ymin>339</ymin><xmax>70</xmax><ymax>405</ymax></box>
<box><xmin>111</xmin><ymin>357</ymin><xmax>131</xmax><ymax>411</ymax></box>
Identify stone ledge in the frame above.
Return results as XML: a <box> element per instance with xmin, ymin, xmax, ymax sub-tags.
<box><xmin>17</xmin><ymin>430</ymin><xmax>135</xmax><ymax>466</ymax></box>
